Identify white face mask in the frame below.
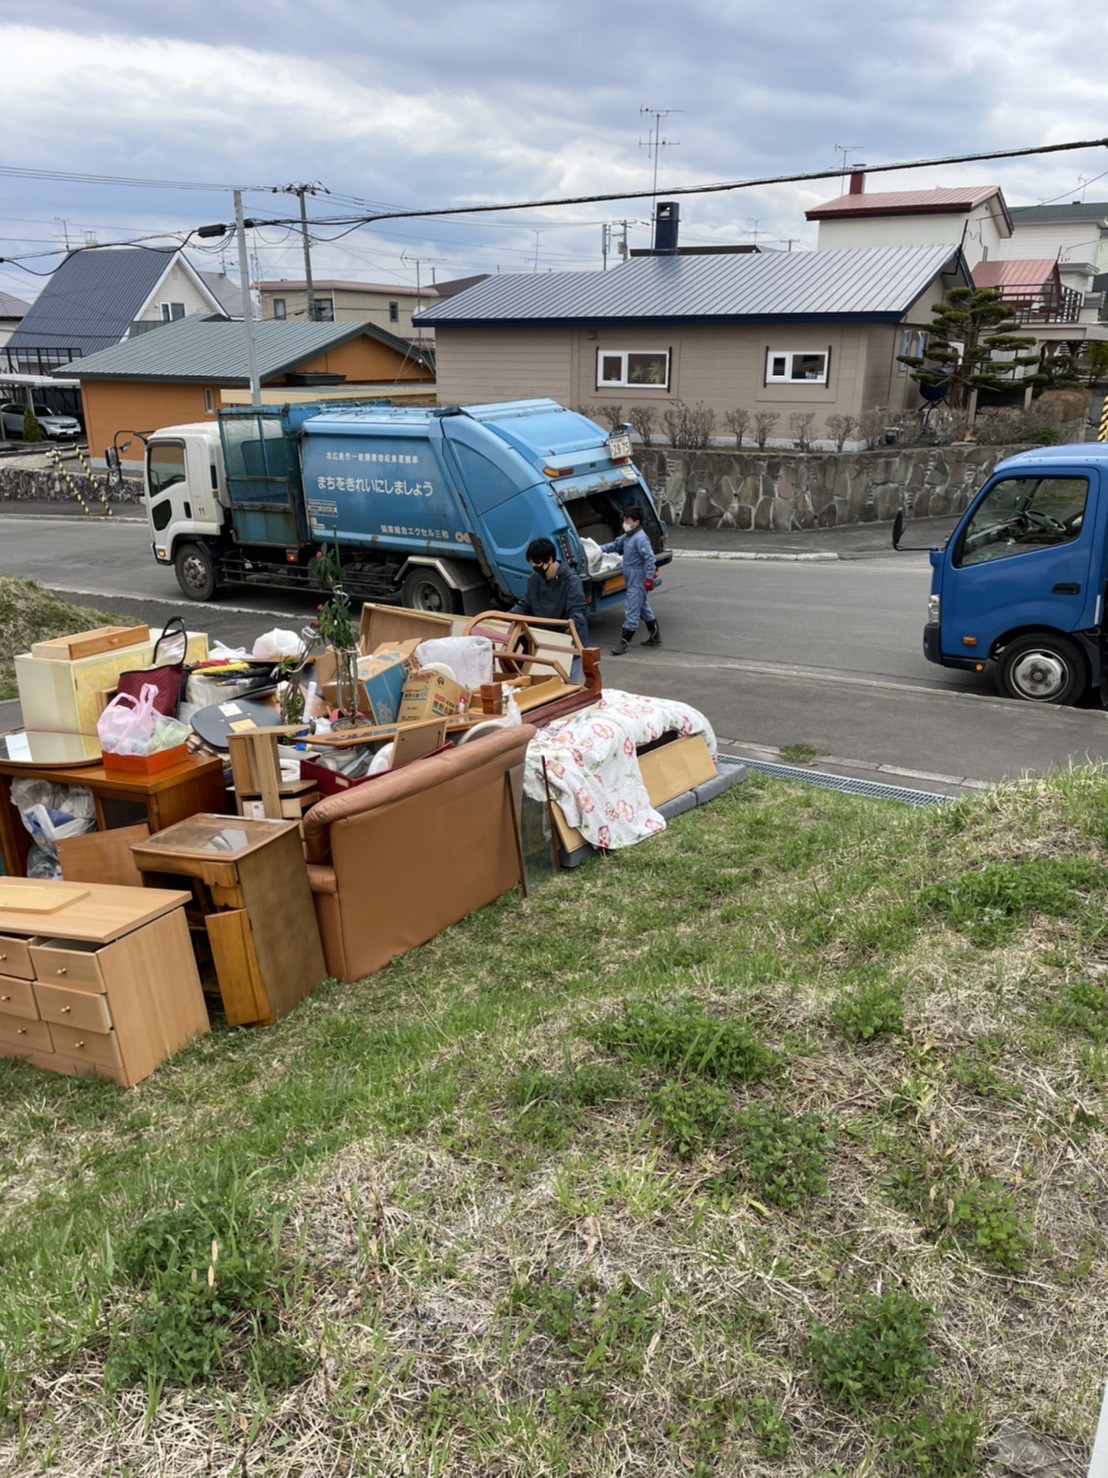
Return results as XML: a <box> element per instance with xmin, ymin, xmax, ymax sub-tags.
<box><xmin>622</xmin><ymin>521</ymin><xmax>634</xmax><ymax>533</ymax></box>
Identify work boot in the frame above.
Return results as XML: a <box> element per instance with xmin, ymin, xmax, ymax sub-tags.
<box><xmin>642</xmin><ymin>621</ymin><xmax>661</xmax><ymax>647</ymax></box>
<box><xmin>611</xmin><ymin>631</ymin><xmax>634</xmax><ymax>655</ymax></box>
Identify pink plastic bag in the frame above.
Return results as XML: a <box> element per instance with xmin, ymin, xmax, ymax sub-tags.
<box><xmin>96</xmin><ymin>683</ymin><xmax>160</xmax><ymax>756</ymax></box>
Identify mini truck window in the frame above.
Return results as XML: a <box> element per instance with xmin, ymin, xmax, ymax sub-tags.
<box><xmin>958</xmin><ymin>474</ymin><xmax>1089</xmax><ymax>567</ymax></box>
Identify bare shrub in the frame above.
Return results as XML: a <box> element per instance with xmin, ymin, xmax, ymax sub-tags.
<box><xmin>825</xmin><ymin>414</ymin><xmax>857</xmax><ymax>452</ymax></box>
<box><xmin>682</xmin><ymin>402</ymin><xmax>716</xmax><ymax>449</ymax></box>
<box><xmin>724</xmin><ymin>408</ymin><xmax>751</xmax><ymax>448</ymax></box>
<box><xmin>788</xmin><ymin>412</ymin><xmax>816</xmax><ymax>452</ymax></box>
<box><xmin>752</xmin><ymin>411</ymin><xmax>779</xmax><ymax>450</ymax></box>
<box><xmin>973</xmin><ymin>407</ymin><xmax>1064</xmax><ymax>447</ymax></box>
<box><xmin>856</xmin><ymin>408</ymin><xmax>888</xmax><ymax>450</ymax></box>
<box><xmin>889</xmin><ymin>408</ymin><xmax>924</xmax><ymax>446</ymax></box>
<box><xmin>628</xmin><ymin>405</ymin><xmax>658</xmax><ymax>446</ymax></box>
<box><xmin>595</xmin><ymin>404</ymin><xmax>625</xmax><ymax>431</ymax></box>
<box><xmin>1034</xmin><ymin>388</ymin><xmax>1090</xmax><ymax>426</ymax></box>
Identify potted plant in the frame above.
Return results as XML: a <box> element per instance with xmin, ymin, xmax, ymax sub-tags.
<box><xmin>312</xmin><ymin>530</ymin><xmax>364</xmax><ymax>727</ymax></box>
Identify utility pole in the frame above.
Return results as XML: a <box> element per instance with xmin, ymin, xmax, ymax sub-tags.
<box><xmin>233</xmin><ymin>190</ymin><xmax>261</xmax><ymax>407</ymax></box>
<box><xmin>278</xmin><ymin>182</ymin><xmax>328</xmax><ymax>320</ymax></box>
<box><xmin>601</xmin><ymin>223</ymin><xmax>610</xmax><ymax>271</ymax></box>
<box><xmin>532</xmin><ymin>230</ymin><xmax>542</xmax><ymax>272</ymax></box>
<box><xmin>639</xmin><ymin>106</ymin><xmax>682</xmax><ymax>219</ymax></box>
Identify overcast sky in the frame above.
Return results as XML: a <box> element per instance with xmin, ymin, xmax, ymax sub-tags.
<box><xmin>4</xmin><ymin>1</ymin><xmax>1108</xmax><ymax>305</ymax></box>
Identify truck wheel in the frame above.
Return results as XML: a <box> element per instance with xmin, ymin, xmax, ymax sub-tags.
<box><xmin>174</xmin><ymin>542</ymin><xmax>217</xmax><ymax>602</ymax></box>
<box><xmin>996</xmin><ymin>632</ymin><xmax>1087</xmax><ymax>704</ymax></box>
<box><xmin>402</xmin><ymin>568</ymin><xmax>458</xmax><ymax>614</ymax></box>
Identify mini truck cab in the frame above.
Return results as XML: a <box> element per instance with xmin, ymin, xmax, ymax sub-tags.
<box><xmin>141</xmin><ymin>398</ymin><xmax>670</xmax><ymax>616</ymax></box>
<box><xmin>918</xmin><ymin>441</ymin><xmax>1108</xmax><ymax>704</ymax></box>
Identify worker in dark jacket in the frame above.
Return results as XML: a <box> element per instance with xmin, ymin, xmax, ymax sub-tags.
<box><xmin>601</xmin><ymin>504</ymin><xmax>659</xmax><ymax>654</ymax></box>
<box><xmin>511</xmin><ymin>536</ymin><xmax>588</xmax><ymax>681</ymax></box>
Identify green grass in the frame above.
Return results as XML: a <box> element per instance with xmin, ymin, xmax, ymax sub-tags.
<box><xmin>2</xmin><ymin>766</ymin><xmax>1108</xmax><ymax>1474</ymax></box>
<box><xmin>0</xmin><ymin>576</ymin><xmax>123</xmax><ymax>698</ymax></box>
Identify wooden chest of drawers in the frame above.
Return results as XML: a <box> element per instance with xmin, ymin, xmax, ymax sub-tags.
<box><xmin>0</xmin><ymin>882</ymin><xmax>209</xmax><ymax>1087</ymax></box>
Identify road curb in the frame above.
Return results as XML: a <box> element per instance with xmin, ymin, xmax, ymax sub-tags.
<box><xmin>668</xmin><ymin>548</ymin><xmax>840</xmax><ymax>563</ymax></box>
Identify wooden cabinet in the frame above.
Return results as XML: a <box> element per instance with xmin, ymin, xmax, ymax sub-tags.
<box><xmin>131</xmin><ymin>816</ymin><xmax>326</xmax><ymax>1028</ymax></box>
<box><xmin>0</xmin><ymin>882</ymin><xmax>209</xmax><ymax>1086</ymax></box>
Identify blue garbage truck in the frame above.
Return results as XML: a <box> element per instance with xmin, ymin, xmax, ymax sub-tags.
<box><xmin>899</xmin><ymin>440</ymin><xmax>1108</xmax><ymax>704</ymax></box>
<box><xmin>139</xmin><ymin>398</ymin><xmax>669</xmax><ymax>615</ymax></box>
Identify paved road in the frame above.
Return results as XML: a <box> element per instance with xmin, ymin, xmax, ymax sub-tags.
<box><xmin>2</xmin><ymin>511</ymin><xmax>1107</xmax><ymax>797</ymax></box>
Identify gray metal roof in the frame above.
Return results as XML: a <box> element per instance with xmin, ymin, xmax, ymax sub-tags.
<box><xmin>6</xmin><ymin>247</ymin><xmax>178</xmax><ymax>355</ymax></box>
<box><xmin>54</xmin><ymin>315</ymin><xmax>433</xmax><ymax>383</ymax></box>
<box><xmin>415</xmin><ymin>245</ymin><xmax>966</xmax><ymax>327</ymax></box>
<box><xmin>197</xmin><ymin>271</ymin><xmax>243</xmax><ymax>317</ymax></box>
<box><xmin>0</xmin><ymin>291</ymin><xmax>31</xmax><ymax>318</ymax></box>
<box><xmin>1009</xmin><ymin>201</ymin><xmax>1108</xmax><ymax>224</ymax></box>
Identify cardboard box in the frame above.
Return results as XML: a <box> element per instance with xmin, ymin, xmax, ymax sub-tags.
<box><xmin>398</xmin><ymin>667</ymin><xmax>467</xmax><ymax>722</ymax></box>
<box><xmin>16</xmin><ymin>631</ymin><xmax>209</xmax><ymax>735</ymax></box>
<box><xmin>101</xmin><ymin>743</ymin><xmax>189</xmax><ymax>775</ymax></box>
<box><xmin>637</xmin><ymin>735</ymin><xmax>717</xmax><ymax>807</ymax></box>
<box><xmin>31</xmin><ymin>625</ymin><xmax>150</xmax><ymax>662</ymax></box>
<box><xmin>356</xmin><ymin>651</ymin><xmax>409</xmax><ymax>725</ymax></box>
<box><xmin>358</xmin><ymin>601</ymin><xmax>454</xmax><ymax>656</ymax></box>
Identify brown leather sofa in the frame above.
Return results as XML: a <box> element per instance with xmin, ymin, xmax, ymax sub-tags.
<box><xmin>302</xmin><ymin>724</ymin><xmax>536</xmax><ymax>982</ymax></box>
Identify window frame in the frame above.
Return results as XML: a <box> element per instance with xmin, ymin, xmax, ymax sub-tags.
<box><xmin>595</xmin><ymin>348</ymin><xmax>671</xmax><ymax>391</ymax></box>
<box><xmin>160</xmin><ymin>301</ymin><xmax>186</xmax><ymax>322</ymax></box>
<box><xmin>388</xmin><ymin>300</ymin><xmax>399</xmax><ymax>323</ymax></box>
<box><xmin>954</xmin><ymin>473</ymin><xmax>1089</xmax><ymax>568</ymax></box>
<box><xmin>312</xmin><ymin>298</ymin><xmax>335</xmax><ymax>322</ymax></box>
<box><xmin>272</xmin><ymin>298</ymin><xmax>287</xmax><ymax>320</ymax></box>
<box><xmin>764</xmin><ymin>348</ymin><xmax>831</xmax><ymax>385</ymax></box>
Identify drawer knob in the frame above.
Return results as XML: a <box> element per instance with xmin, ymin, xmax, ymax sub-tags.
<box><xmin>0</xmin><ymin>953</ymin><xmax>7</xmax><ymax>961</ymax></box>
<box><xmin>61</xmin><ymin>1005</ymin><xmax>71</xmax><ymax>1014</ymax></box>
<box><xmin>56</xmin><ymin>967</ymin><xmax>67</xmax><ymax>976</ymax></box>
<box><xmin>74</xmin><ymin>1039</ymin><xmax>85</xmax><ymax>1049</ymax></box>
<box><xmin>17</xmin><ymin>1027</ymin><xmax>27</xmax><ymax>1036</ymax></box>
<box><xmin>0</xmin><ymin>994</ymin><xmax>8</xmax><ymax>1002</ymax></box>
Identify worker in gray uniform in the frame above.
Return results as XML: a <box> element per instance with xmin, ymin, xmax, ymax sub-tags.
<box><xmin>601</xmin><ymin>504</ymin><xmax>659</xmax><ymax>655</ymax></box>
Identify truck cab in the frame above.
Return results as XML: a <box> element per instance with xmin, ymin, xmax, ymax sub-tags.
<box><xmin>923</xmin><ymin>442</ymin><xmax>1108</xmax><ymax>703</ymax></box>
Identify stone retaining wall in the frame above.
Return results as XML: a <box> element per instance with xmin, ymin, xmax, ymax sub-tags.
<box><xmin>637</xmin><ymin>443</ymin><xmax>1036</xmax><ymax>531</ymax></box>
<box><xmin>0</xmin><ymin>441</ymin><xmax>1068</xmax><ymax>531</ymax></box>
<box><xmin>0</xmin><ymin>463</ymin><xmax>142</xmax><ymax>506</ymax></box>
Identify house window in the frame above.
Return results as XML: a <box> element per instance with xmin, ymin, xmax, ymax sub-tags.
<box><xmin>596</xmin><ymin>349</ymin><xmax>670</xmax><ymax>389</ymax></box>
<box><xmin>765</xmin><ymin>349</ymin><xmax>829</xmax><ymax>384</ymax></box>
<box><xmin>312</xmin><ymin>299</ymin><xmax>334</xmax><ymax>322</ymax></box>
<box><xmin>272</xmin><ymin>298</ymin><xmax>287</xmax><ymax>320</ymax></box>
<box><xmin>203</xmin><ymin>388</ymin><xmax>214</xmax><ymax>414</ymax></box>
<box><xmin>388</xmin><ymin>301</ymin><xmax>399</xmax><ymax>323</ymax></box>
<box><xmin>897</xmin><ymin>330</ymin><xmax>928</xmax><ymax>373</ymax></box>
<box><xmin>160</xmin><ymin>302</ymin><xmax>186</xmax><ymax>322</ymax></box>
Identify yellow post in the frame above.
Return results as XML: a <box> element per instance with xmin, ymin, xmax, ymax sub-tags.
<box><xmin>1098</xmin><ymin>397</ymin><xmax>1108</xmax><ymax>442</ymax></box>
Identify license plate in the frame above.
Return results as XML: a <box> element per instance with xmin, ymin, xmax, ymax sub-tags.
<box><xmin>608</xmin><ymin>432</ymin><xmax>632</xmax><ymax>460</ymax></box>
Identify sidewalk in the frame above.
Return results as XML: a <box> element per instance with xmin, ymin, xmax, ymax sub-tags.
<box><xmin>0</xmin><ymin>495</ymin><xmax>959</xmax><ymax>560</ymax></box>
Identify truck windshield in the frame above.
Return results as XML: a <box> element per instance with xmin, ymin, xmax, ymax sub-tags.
<box><xmin>957</xmin><ymin>474</ymin><xmax>1088</xmax><ymax>567</ymax></box>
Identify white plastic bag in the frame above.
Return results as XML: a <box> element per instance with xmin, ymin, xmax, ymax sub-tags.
<box><xmin>10</xmin><ymin>779</ymin><xmax>97</xmax><ymax>864</ymax></box>
<box><xmin>581</xmin><ymin>536</ymin><xmax>621</xmax><ymax>577</ymax></box>
<box><xmin>413</xmin><ymin>636</ymin><xmax>494</xmax><ymax>689</ymax></box>
<box><xmin>97</xmin><ymin>683</ymin><xmax>159</xmax><ymax>755</ymax></box>
<box><xmin>252</xmin><ymin>629</ymin><xmax>302</xmax><ymax>660</ymax></box>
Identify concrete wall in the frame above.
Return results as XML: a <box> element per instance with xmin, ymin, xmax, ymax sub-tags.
<box><xmin>0</xmin><ymin>462</ymin><xmax>141</xmax><ymax>505</ymax></box>
<box><xmin>636</xmin><ymin>443</ymin><xmax>1029</xmax><ymax>530</ymax></box>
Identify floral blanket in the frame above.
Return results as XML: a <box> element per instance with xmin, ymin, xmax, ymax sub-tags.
<box><xmin>523</xmin><ymin>689</ymin><xmax>717</xmax><ymax>851</ymax></box>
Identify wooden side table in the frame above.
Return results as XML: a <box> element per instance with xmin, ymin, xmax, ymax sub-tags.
<box><xmin>130</xmin><ymin>815</ymin><xmax>326</xmax><ymax>1027</ymax></box>
<box><xmin>0</xmin><ymin>743</ymin><xmax>229</xmax><ymax>878</ymax></box>
<box><xmin>0</xmin><ymin>878</ymin><xmax>209</xmax><ymax>1086</ymax></box>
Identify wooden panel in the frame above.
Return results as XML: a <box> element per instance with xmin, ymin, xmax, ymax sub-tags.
<box><xmin>0</xmin><ymin>882</ymin><xmax>90</xmax><ymax>913</ymax></box>
<box><xmin>236</xmin><ymin>830</ymin><xmax>325</xmax><ymax>1023</ymax></box>
<box><xmin>0</xmin><ymin>1012</ymin><xmax>53</xmax><ymax>1054</ymax></box>
<box><xmin>35</xmin><ymin>980</ymin><xmax>113</xmax><ymax>1033</ymax></box>
<box><xmin>31</xmin><ymin>625</ymin><xmax>150</xmax><ymax>662</ymax></box>
<box><xmin>206</xmin><ymin>910</ymin><xmax>271</xmax><ymax>1026</ymax></box>
<box><xmin>0</xmin><ymin>881</ymin><xmax>192</xmax><ymax>944</ymax></box>
<box><xmin>29</xmin><ymin>943</ymin><xmax>104</xmax><ymax>992</ymax></box>
<box><xmin>638</xmin><ymin>735</ymin><xmax>717</xmax><ymax>807</ymax></box>
<box><xmin>58</xmin><ymin>823</ymin><xmax>151</xmax><ymax>889</ymax></box>
<box><xmin>48</xmin><ymin>1020</ymin><xmax>124</xmax><ymax>1075</ymax></box>
<box><xmin>0</xmin><ymin>935</ymin><xmax>37</xmax><ymax>979</ymax></box>
<box><xmin>95</xmin><ymin>909</ymin><xmax>209</xmax><ymax>1085</ymax></box>
<box><xmin>0</xmin><ymin>975</ymin><xmax>38</xmax><ymax>1020</ymax></box>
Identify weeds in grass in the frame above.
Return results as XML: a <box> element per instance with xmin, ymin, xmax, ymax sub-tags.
<box><xmin>806</xmin><ymin>1289</ymin><xmax>937</xmax><ymax>1408</ymax></box>
<box><xmin>883</xmin><ymin>1403</ymin><xmax>984</xmax><ymax>1475</ymax></box>
<box><xmin>920</xmin><ymin>858</ymin><xmax>1107</xmax><ymax>946</ymax></box>
<box><xmin>887</xmin><ymin>1150</ymin><xmax>1034</xmax><ymax>1273</ymax></box>
<box><xmin>650</xmin><ymin>1078</ymin><xmax>733</xmax><ymax>1158</ymax></box>
<box><xmin>590</xmin><ymin>996</ymin><xmax>779</xmax><ymax>1081</ymax></box>
<box><xmin>734</xmin><ymin>1101</ymin><xmax>831</xmax><ymax>1208</ymax></box>
<box><xmin>1042</xmin><ymin>978</ymin><xmax>1108</xmax><ymax>1043</ymax></box>
<box><xmin>830</xmin><ymin>980</ymin><xmax>905</xmax><ymax>1041</ymax></box>
<box><xmin>502</xmin><ymin>1268</ymin><xmax>658</xmax><ymax>1379</ymax></box>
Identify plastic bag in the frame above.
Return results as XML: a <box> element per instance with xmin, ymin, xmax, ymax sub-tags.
<box><xmin>413</xmin><ymin>636</ymin><xmax>494</xmax><ymax>689</ymax></box>
<box><xmin>252</xmin><ymin>628</ymin><xmax>302</xmax><ymax>660</ymax></box>
<box><xmin>151</xmin><ymin>711</ymin><xmax>191</xmax><ymax>751</ymax></box>
<box><xmin>97</xmin><ymin>684</ymin><xmax>160</xmax><ymax>755</ymax></box>
<box><xmin>26</xmin><ymin>843</ymin><xmax>62</xmax><ymax>880</ymax></box>
<box><xmin>10</xmin><ymin>779</ymin><xmax>96</xmax><ymax>863</ymax></box>
<box><xmin>581</xmin><ymin>536</ymin><xmax>621</xmax><ymax>577</ymax></box>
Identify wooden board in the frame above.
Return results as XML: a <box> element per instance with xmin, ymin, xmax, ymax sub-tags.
<box><xmin>638</xmin><ymin>735</ymin><xmax>717</xmax><ymax>807</ymax></box>
<box><xmin>0</xmin><ymin>882</ymin><xmax>90</xmax><ymax>913</ymax></box>
<box><xmin>31</xmin><ymin>625</ymin><xmax>150</xmax><ymax>662</ymax></box>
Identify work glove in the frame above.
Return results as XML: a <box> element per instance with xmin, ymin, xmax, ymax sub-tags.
<box><xmin>644</xmin><ymin>576</ymin><xmax>655</xmax><ymax>592</ymax></box>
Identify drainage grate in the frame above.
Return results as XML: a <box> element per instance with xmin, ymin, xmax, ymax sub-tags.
<box><xmin>719</xmin><ymin>755</ymin><xmax>954</xmax><ymax>807</ymax></box>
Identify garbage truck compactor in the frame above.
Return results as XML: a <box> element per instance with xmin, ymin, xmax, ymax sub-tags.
<box><xmin>140</xmin><ymin>398</ymin><xmax>670</xmax><ymax>616</ymax></box>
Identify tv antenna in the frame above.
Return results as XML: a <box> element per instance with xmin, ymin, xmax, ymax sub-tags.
<box><xmin>833</xmin><ymin>143</ymin><xmax>865</xmax><ymax>190</ymax></box>
<box><xmin>640</xmin><ymin>105</ymin><xmax>682</xmax><ymax>216</ymax></box>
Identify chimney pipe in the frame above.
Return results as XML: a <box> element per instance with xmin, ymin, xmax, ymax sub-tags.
<box><xmin>848</xmin><ymin>170</ymin><xmax>866</xmax><ymax>196</ymax></box>
<box><xmin>654</xmin><ymin>201</ymin><xmax>679</xmax><ymax>254</ymax></box>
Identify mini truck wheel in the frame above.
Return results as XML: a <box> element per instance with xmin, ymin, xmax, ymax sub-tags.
<box><xmin>996</xmin><ymin>631</ymin><xmax>1087</xmax><ymax>704</ymax></box>
<box><xmin>401</xmin><ymin>567</ymin><xmax>458</xmax><ymax>614</ymax></box>
<box><xmin>174</xmin><ymin>541</ymin><xmax>217</xmax><ymax>602</ymax></box>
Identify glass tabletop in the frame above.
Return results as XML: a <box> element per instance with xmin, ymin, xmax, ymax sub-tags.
<box><xmin>132</xmin><ymin>813</ymin><xmax>293</xmax><ymax>858</ymax></box>
<box><xmin>0</xmin><ymin>729</ymin><xmax>103</xmax><ymax>766</ymax></box>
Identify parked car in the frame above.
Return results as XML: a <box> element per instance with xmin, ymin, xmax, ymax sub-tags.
<box><xmin>0</xmin><ymin>402</ymin><xmax>83</xmax><ymax>441</ymax></box>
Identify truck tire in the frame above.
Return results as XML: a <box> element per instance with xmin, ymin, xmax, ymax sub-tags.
<box><xmin>996</xmin><ymin>632</ymin><xmax>1087</xmax><ymax>704</ymax></box>
<box><xmin>402</xmin><ymin>567</ymin><xmax>458</xmax><ymax>614</ymax></box>
<box><xmin>174</xmin><ymin>542</ymin><xmax>218</xmax><ymax>602</ymax></box>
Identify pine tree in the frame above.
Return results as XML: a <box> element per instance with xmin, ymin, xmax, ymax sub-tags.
<box><xmin>898</xmin><ymin>287</ymin><xmax>1041</xmax><ymax>412</ymax></box>
<box><xmin>22</xmin><ymin>406</ymin><xmax>43</xmax><ymax>443</ymax></box>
